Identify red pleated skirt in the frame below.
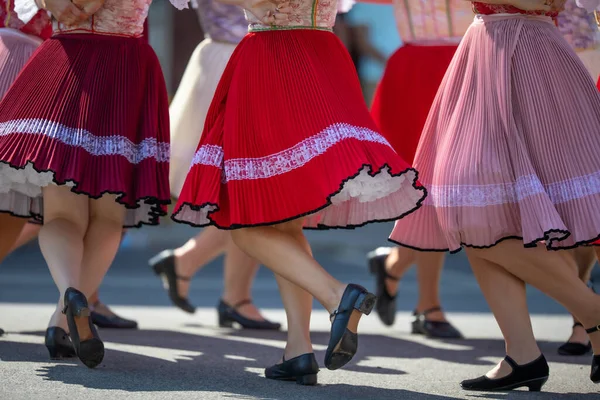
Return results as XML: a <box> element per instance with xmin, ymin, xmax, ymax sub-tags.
<box><xmin>172</xmin><ymin>30</ymin><xmax>426</xmax><ymax>229</ymax></box>
<box><xmin>0</xmin><ymin>34</ymin><xmax>170</xmax><ymax>227</ymax></box>
<box><xmin>370</xmin><ymin>43</ymin><xmax>458</xmax><ymax>164</ymax></box>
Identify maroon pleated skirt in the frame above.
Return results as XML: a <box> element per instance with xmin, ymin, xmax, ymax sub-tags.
<box><xmin>0</xmin><ymin>34</ymin><xmax>170</xmax><ymax>227</ymax></box>
<box><xmin>172</xmin><ymin>30</ymin><xmax>426</xmax><ymax>229</ymax></box>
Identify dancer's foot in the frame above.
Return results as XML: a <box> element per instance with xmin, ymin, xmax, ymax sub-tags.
<box><xmin>367</xmin><ymin>247</ymin><xmax>400</xmax><ymax>326</ymax></box>
<box><xmin>461</xmin><ymin>355</ymin><xmax>548</xmax><ymax>392</ymax></box>
<box><xmin>91</xmin><ymin>300</ymin><xmax>138</xmax><ymax>329</ymax></box>
<box><xmin>324</xmin><ymin>284</ymin><xmax>376</xmax><ymax>370</ymax></box>
<box><xmin>150</xmin><ymin>250</ymin><xmax>196</xmax><ymax>313</ymax></box>
<box><xmin>412</xmin><ymin>306</ymin><xmax>463</xmax><ymax>339</ymax></box>
<box><xmin>63</xmin><ymin>288</ymin><xmax>104</xmax><ymax>368</ymax></box>
<box><xmin>558</xmin><ymin>322</ymin><xmax>592</xmax><ymax>356</ymax></box>
<box><xmin>218</xmin><ymin>299</ymin><xmax>281</xmax><ymax>330</ymax></box>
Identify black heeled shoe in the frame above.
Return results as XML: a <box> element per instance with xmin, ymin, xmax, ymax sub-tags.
<box><xmin>91</xmin><ymin>302</ymin><xmax>138</xmax><ymax>329</ymax></box>
<box><xmin>150</xmin><ymin>250</ymin><xmax>195</xmax><ymax>314</ymax></box>
<box><xmin>412</xmin><ymin>307</ymin><xmax>464</xmax><ymax>339</ymax></box>
<box><xmin>367</xmin><ymin>247</ymin><xmax>399</xmax><ymax>327</ymax></box>
<box><xmin>558</xmin><ymin>323</ymin><xmax>592</xmax><ymax>356</ymax></box>
<box><xmin>218</xmin><ymin>299</ymin><xmax>281</xmax><ymax>330</ymax></box>
<box><xmin>461</xmin><ymin>355</ymin><xmax>549</xmax><ymax>392</ymax></box>
<box><xmin>265</xmin><ymin>353</ymin><xmax>319</xmax><ymax>385</ymax></box>
<box><xmin>63</xmin><ymin>288</ymin><xmax>104</xmax><ymax>369</ymax></box>
<box><xmin>45</xmin><ymin>327</ymin><xmax>76</xmax><ymax>359</ymax></box>
<box><xmin>325</xmin><ymin>284</ymin><xmax>376</xmax><ymax>370</ymax></box>
<box><xmin>584</xmin><ymin>323</ymin><xmax>600</xmax><ymax>383</ymax></box>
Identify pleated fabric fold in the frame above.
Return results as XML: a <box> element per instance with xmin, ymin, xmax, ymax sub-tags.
<box><xmin>390</xmin><ymin>15</ymin><xmax>600</xmax><ymax>252</ymax></box>
<box><xmin>0</xmin><ymin>28</ymin><xmax>41</xmax><ymax>98</ymax></box>
<box><xmin>172</xmin><ymin>30</ymin><xmax>426</xmax><ymax>229</ymax></box>
<box><xmin>0</xmin><ymin>34</ymin><xmax>171</xmax><ymax>227</ymax></box>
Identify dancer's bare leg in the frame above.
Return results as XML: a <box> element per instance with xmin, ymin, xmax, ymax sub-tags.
<box><xmin>468</xmin><ymin>241</ymin><xmax>600</xmax><ymax>361</ymax></box>
<box><xmin>383</xmin><ymin>247</ymin><xmax>416</xmax><ymax>294</ymax></box>
<box><xmin>40</xmin><ymin>186</ymin><xmax>89</xmax><ymax>331</ymax></box>
<box><xmin>270</xmin><ymin>220</ymin><xmax>314</xmax><ymax>360</ymax></box>
<box><xmin>231</xmin><ymin>219</ymin><xmax>347</xmax><ymax>318</ymax></box>
<box><xmin>0</xmin><ymin>214</ymin><xmax>26</xmax><ymax>263</ymax></box>
<box><xmin>567</xmin><ymin>247</ymin><xmax>596</xmax><ymax>345</ymax></box>
<box><xmin>221</xmin><ymin>236</ymin><xmax>265</xmax><ymax>320</ymax></box>
<box><xmin>78</xmin><ymin>194</ymin><xmax>125</xmax><ymax>297</ymax></box>
<box><xmin>9</xmin><ymin>222</ymin><xmax>41</xmax><ymax>253</ymax></box>
<box><xmin>466</xmin><ymin>249</ymin><xmax>540</xmax><ymax>379</ymax></box>
<box><xmin>173</xmin><ymin>226</ymin><xmax>229</xmax><ymax>297</ymax></box>
<box><xmin>415</xmin><ymin>252</ymin><xmax>447</xmax><ymax>321</ymax></box>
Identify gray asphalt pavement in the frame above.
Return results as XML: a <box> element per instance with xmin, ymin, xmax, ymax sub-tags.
<box><xmin>1</xmin><ymin>222</ymin><xmax>599</xmax><ymax>399</ymax></box>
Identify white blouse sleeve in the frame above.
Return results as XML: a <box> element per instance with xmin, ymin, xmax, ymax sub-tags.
<box><xmin>576</xmin><ymin>0</ymin><xmax>600</xmax><ymax>12</ymax></box>
<box><xmin>337</xmin><ymin>0</ymin><xmax>356</xmax><ymax>13</ymax></box>
<box><xmin>14</xmin><ymin>0</ymin><xmax>41</xmax><ymax>24</ymax></box>
<box><xmin>169</xmin><ymin>0</ymin><xmax>196</xmax><ymax>10</ymax></box>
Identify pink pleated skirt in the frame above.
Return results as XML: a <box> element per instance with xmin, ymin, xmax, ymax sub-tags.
<box><xmin>390</xmin><ymin>14</ymin><xmax>600</xmax><ymax>252</ymax></box>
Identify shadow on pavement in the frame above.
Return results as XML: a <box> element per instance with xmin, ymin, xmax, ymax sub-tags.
<box><xmin>0</xmin><ymin>326</ymin><xmax>597</xmax><ymax>399</ymax></box>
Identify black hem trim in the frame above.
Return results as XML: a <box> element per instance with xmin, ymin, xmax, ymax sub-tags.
<box><xmin>0</xmin><ymin>160</ymin><xmax>169</xmax><ymax>229</ymax></box>
<box><xmin>388</xmin><ymin>228</ymin><xmax>600</xmax><ymax>254</ymax></box>
<box><xmin>171</xmin><ymin>163</ymin><xmax>427</xmax><ymax>231</ymax></box>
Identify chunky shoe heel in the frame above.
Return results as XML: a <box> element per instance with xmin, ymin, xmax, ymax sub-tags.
<box><xmin>527</xmin><ymin>377</ymin><xmax>547</xmax><ymax>392</ymax></box>
<box><xmin>265</xmin><ymin>353</ymin><xmax>319</xmax><ymax>385</ymax></box>
<box><xmin>45</xmin><ymin>327</ymin><xmax>75</xmax><ymax>359</ymax></box>
<box><xmin>354</xmin><ymin>292</ymin><xmax>376</xmax><ymax>315</ymax></box>
<box><xmin>218</xmin><ymin>314</ymin><xmax>234</xmax><ymax>328</ymax></box>
<box><xmin>296</xmin><ymin>374</ymin><xmax>318</xmax><ymax>386</ymax></box>
<box><xmin>325</xmin><ymin>284</ymin><xmax>377</xmax><ymax>371</ymax></box>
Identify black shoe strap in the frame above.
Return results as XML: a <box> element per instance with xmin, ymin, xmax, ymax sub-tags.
<box><xmin>585</xmin><ymin>324</ymin><xmax>600</xmax><ymax>334</ymax></box>
<box><xmin>414</xmin><ymin>306</ymin><xmax>442</xmax><ymax>317</ymax></box>
<box><xmin>231</xmin><ymin>299</ymin><xmax>252</xmax><ymax>309</ymax></box>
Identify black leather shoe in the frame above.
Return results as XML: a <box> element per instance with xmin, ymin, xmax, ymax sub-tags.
<box><xmin>91</xmin><ymin>302</ymin><xmax>138</xmax><ymax>329</ymax></box>
<box><xmin>325</xmin><ymin>284</ymin><xmax>376</xmax><ymax>371</ymax></box>
<box><xmin>0</xmin><ymin>328</ymin><xmax>4</xmax><ymax>336</ymax></box>
<box><xmin>461</xmin><ymin>355</ymin><xmax>549</xmax><ymax>392</ymax></box>
<box><xmin>265</xmin><ymin>353</ymin><xmax>319</xmax><ymax>385</ymax></box>
<box><xmin>218</xmin><ymin>299</ymin><xmax>281</xmax><ymax>330</ymax></box>
<box><xmin>150</xmin><ymin>250</ymin><xmax>195</xmax><ymax>314</ymax></box>
<box><xmin>45</xmin><ymin>327</ymin><xmax>76</xmax><ymax>359</ymax></box>
<box><xmin>585</xmin><ymin>323</ymin><xmax>600</xmax><ymax>383</ymax></box>
<box><xmin>367</xmin><ymin>247</ymin><xmax>399</xmax><ymax>327</ymax></box>
<box><xmin>558</xmin><ymin>323</ymin><xmax>591</xmax><ymax>356</ymax></box>
<box><xmin>63</xmin><ymin>288</ymin><xmax>104</xmax><ymax>368</ymax></box>
<box><xmin>412</xmin><ymin>307</ymin><xmax>463</xmax><ymax>339</ymax></box>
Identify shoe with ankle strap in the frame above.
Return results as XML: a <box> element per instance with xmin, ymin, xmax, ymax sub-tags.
<box><xmin>412</xmin><ymin>307</ymin><xmax>463</xmax><ymax>339</ymax></box>
<box><xmin>150</xmin><ymin>250</ymin><xmax>196</xmax><ymax>314</ymax></box>
<box><xmin>585</xmin><ymin>323</ymin><xmax>600</xmax><ymax>383</ymax></box>
<box><xmin>558</xmin><ymin>322</ymin><xmax>592</xmax><ymax>356</ymax></box>
<box><xmin>218</xmin><ymin>299</ymin><xmax>281</xmax><ymax>330</ymax></box>
<box><xmin>461</xmin><ymin>355</ymin><xmax>549</xmax><ymax>392</ymax></box>
<box><xmin>367</xmin><ymin>247</ymin><xmax>399</xmax><ymax>327</ymax></box>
